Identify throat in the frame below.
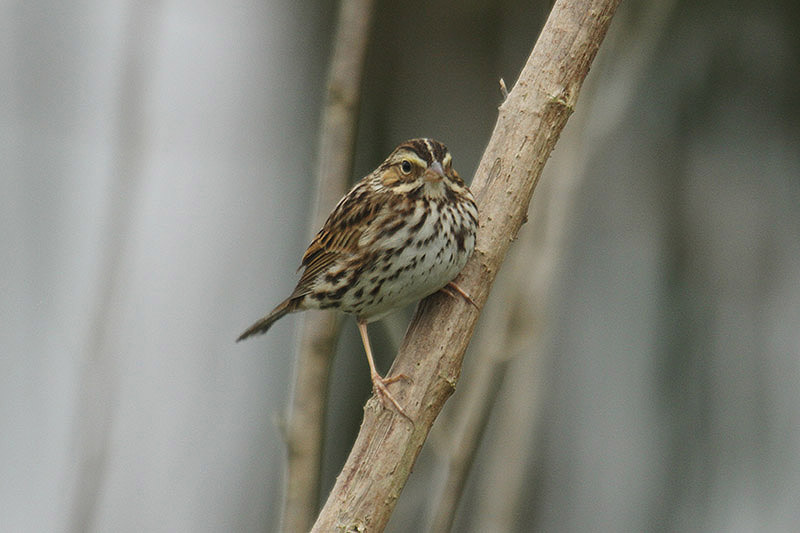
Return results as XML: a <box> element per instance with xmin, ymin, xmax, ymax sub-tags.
<box><xmin>422</xmin><ymin>181</ymin><xmax>447</xmax><ymax>199</ymax></box>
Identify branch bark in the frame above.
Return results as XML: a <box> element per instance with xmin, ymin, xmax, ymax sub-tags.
<box><xmin>311</xmin><ymin>0</ymin><xmax>622</xmax><ymax>530</ymax></box>
<box><xmin>281</xmin><ymin>1</ymin><xmax>375</xmax><ymax>531</ymax></box>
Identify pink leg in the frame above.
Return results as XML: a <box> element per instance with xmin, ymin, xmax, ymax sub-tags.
<box><xmin>357</xmin><ymin>320</ymin><xmax>412</xmax><ymax>422</ymax></box>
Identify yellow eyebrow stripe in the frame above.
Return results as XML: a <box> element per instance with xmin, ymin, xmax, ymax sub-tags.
<box><xmin>391</xmin><ymin>151</ymin><xmax>428</xmax><ymax>168</ymax></box>
<box><xmin>442</xmin><ymin>152</ymin><xmax>452</xmax><ymax>168</ymax></box>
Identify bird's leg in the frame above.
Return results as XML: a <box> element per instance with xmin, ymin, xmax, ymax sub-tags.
<box><xmin>440</xmin><ymin>281</ymin><xmax>478</xmax><ymax>309</ymax></box>
<box><xmin>357</xmin><ymin>319</ymin><xmax>412</xmax><ymax>422</ymax></box>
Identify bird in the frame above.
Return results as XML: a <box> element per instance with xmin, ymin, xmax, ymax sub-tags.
<box><xmin>237</xmin><ymin>138</ymin><xmax>478</xmax><ymax>418</ymax></box>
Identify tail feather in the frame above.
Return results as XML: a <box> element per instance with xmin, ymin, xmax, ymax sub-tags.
<box><xmin>236</xmin><ymin>298</ymin><xmax>299</xmax><ymax>342</ymax></box>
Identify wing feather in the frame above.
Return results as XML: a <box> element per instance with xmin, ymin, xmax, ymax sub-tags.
<box><xmin>289</xmin><ymin>180</ymin><xmax>385</xmax><ymax>298</ymax></box>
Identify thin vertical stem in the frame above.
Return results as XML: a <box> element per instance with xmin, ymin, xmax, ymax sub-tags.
<box><xmin>281</xmin><ymin>1</ymin><xmax>375</xmax><ymax>531</ymax></box>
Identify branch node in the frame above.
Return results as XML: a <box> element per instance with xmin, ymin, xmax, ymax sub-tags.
<box><xmin>499</xmin><ymin>78</ymin><xmax>509</xmax><ymax>100</ymax></box>
<box><xmin>547</xmin><ymin>92</ymin><xmax>575</xmax><ymax>114</ymax></box>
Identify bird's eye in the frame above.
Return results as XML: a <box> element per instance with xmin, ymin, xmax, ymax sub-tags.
<box><xmin>400</xmin><ymin>160</ymin><xmax>413</xmax><ymax>174</ymax></box>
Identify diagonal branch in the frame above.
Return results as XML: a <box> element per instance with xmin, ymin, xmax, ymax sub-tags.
<box><xmin>311</xmin><ymin>0</ymin><xmax>622</xmax><ymax>530</ymax></box>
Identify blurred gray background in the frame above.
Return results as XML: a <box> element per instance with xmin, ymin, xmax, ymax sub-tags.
<box><xmin>2</xmin><ymin>0</ymin><xmax>799</xmax><ymax>531</ymax></box>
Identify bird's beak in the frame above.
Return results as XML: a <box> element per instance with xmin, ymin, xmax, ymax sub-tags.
<box><xmin>424</xmin><ymin>161</ymin><xmax>445</xmax><ymax>183</ymax></box>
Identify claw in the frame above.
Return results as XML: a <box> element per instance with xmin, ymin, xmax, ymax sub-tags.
<box><xmin>371</xmin><ymin>372</ymin><xmax>414</xmax><ymax>424</ymax></box>
<box><xmin>440</xmin><ymin>281</ymin><xmax>478</xmax><ymax>309</ymax></box>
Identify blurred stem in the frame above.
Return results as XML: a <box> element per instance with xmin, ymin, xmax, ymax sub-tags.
<box><xmin>426</xmin><ymin>328</ymin><xmax>512</xmax><ymax>532</ymax></box>
<box><xmin>280</xmin><ymin>0</ymin><xmax>375</xmax><ymax>531</ymax></box>
<box><xmin>428</xmin><ymin>89</ymin><xmax>588</xmax><ymax>533</ymax></box>
<box><xmin>471</xmin><ymin>3</ymin><xmax>679</xmax><ymax>530</ymax></box>
<box><xmin>311</xmin><ymin>0</ymin><xmax>622</xmax><ymax>530</ymax></box>
<box><xmin>425</xmin><ymin>234</ymin><xmax>539</xmax><ymax>532</ymax></box>
<box><xmin>67</xmin><ymin>3</ymin><xmax>155</xmax><ymax>531</ymax></box>
<box><xmin>470</xmin><ymin>159</ymin><xmax>577</xmax><ymax>531</ymax></box>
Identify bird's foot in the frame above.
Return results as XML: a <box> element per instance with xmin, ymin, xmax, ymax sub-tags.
<box><xmin>440</xmin><ymin>281</ymin><xmax>478</xmax><ymax>309</ymax></box>
<box><xmin>371</xmin><ymin>372</ymin><xmax>414</xmax><ymax>425</ymax></box>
